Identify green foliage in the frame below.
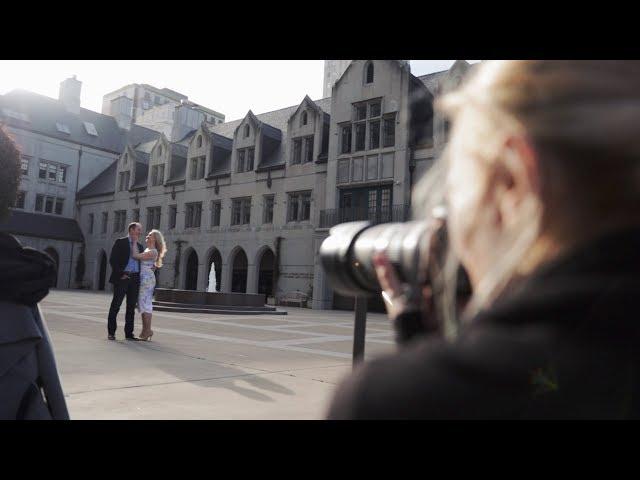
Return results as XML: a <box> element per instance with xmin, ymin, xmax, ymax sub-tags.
<box><xmin>0</xmin><ymin>126</ymin><xmax>21</xmax><ymax>221</ymax></box>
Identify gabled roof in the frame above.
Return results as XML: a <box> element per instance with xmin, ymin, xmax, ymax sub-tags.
<box><xmin>207</xmin><ymin>97</ymin><xmax>331</xmax><ymax>140</ymax></box>
<box><xmin>0</xmin><ymin>210</ymin><xmax>84</xmax><ymax>243</ymax></box>
<box><xmin>77</xmin><ymin>161</ymin><xmax>117</xmax><ymax>199</ymax></box>
<box><xmin>333</xmin><ymin>60</ymin><xmax>411</xmax><ymax>92</ymax></box>
<box><xmin>417</xmin><ymin>70</ymin><xmax>448</xmax><ymax>95</ymax></box>
<box><xmin>0</xmin><ymin>89</ymin><xmax>129</xmax><ymax>153</ymax></box>
<box><xmin>287</xmin><ymin>95</ymin><xmax>325</xmax><ymax>124</ymax></box>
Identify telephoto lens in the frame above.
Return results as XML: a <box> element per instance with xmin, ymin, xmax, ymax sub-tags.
<box><xmin>319</xmin><ymin>219</ymin><xmax>441</xmax><ymax>298</ymax></box>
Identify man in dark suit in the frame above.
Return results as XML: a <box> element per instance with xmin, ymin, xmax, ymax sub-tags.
<box><xmin>107</xmin><ymin>222</ymin><xmax>144</xmax><ymax>341</ymax></box>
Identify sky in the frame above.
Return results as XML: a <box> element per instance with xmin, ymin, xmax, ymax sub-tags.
<box><xmin>0</xmin><ymin>60</ymin><xmax>477</xmax><ymax>122</ymax></box>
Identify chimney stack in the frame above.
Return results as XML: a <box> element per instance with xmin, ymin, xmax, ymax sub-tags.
<box><xmin>59</xmin><ymin>75</ymin><xmax>82</xmax><ymax>114</ymax></box>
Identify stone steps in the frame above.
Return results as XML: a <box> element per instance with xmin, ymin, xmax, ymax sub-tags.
<box><xmin>152</xmin><ymin>302</ymin><xmax>287</xmax><ymax>315</ymax></box>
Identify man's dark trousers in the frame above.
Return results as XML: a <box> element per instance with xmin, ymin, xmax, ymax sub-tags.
<box><xmin>107</xmin><ymin>273</ymin><xmax>140</xmax><ymax>337</ymax></box>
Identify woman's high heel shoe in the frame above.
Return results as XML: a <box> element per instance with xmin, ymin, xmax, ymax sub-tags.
<box><xmin>139</xmin><ymin>330</ymin><xmax>152</xmax><ymax>341</ymax></box>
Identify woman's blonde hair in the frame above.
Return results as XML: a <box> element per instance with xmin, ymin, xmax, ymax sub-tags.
<box><xmin>414</xmin><ymin>61</ymin><xmax>640</xmax><ymax>333</ymax></box>
<box><xmin>149</xmin><ymin>229</ymin><xmax>167</xmax><ymax>268</ymax></box>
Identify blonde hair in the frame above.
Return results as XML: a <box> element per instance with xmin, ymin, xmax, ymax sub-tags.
<box><xmin>414</xmin><ymin>61</ymin><xmax>640</xmax><ymax>331</ymax></box>
<box><xmin>149</xmin><ymin>229</ymin><xmax>167</xmax><ymax>268</ymax></box>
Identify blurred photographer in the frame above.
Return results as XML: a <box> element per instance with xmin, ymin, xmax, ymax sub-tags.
<box><xmin>0</xmin><ymin>125</ymin><xmax>69</xmax><ymax>419</ymax></box>
<box><xmin>327</xmin><ymin>60</ymin><xmax>640</xmax><ymax>419</ymax></box>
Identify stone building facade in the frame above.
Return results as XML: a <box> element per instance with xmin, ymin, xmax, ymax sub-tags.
<box><xmin>0</xmin><ymin>77</ymin><xmax>161</xmax><ymax>289</ymax></box>
<box><xmin>102</xmin><ymin>83</ymin><xmax>225</xmax><ymax>139</ymax></box>
<box><xmin>76</xmin><ymin>60</ymin><xmax>474</xmax><ymax>310</ymax></box>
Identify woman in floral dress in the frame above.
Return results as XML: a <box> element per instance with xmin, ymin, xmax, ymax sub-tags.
<box><xmin>132</xmin><ymin>229</ymin><xmax>167</xmax><ymax>341</ymax></box>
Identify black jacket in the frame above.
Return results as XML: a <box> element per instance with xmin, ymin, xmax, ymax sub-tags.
<box><xmin>109</xmin><ymin>236</ymin><xmax>143</xmax><ymax>284</ymax></box>
<box><xmin>0</xmin><ymin>233</ymin><xmax>69</xmax><ymax>420</ymax></box>
<box><xmin>327</xmin><ymin>226</ymin><xmax>640</xmax><ymax>420</ymax></box>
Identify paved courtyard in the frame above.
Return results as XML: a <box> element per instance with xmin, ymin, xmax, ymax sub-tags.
<box><xmin>40</xmin><ymin>289</ymin><xmax>395</xmax><ymax>419</ymax></box>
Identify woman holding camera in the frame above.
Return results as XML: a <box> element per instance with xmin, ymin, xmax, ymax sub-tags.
<box><xmin>327</xmin><ymin>61</ymin><xmax>640</xmax><ymax>419</ymax></box>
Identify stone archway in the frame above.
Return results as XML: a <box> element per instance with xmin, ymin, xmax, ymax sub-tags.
<box><xmin>206</xmin><ymin>248</ymin><xmax>222</xmax><ymax>292</ymax></box>
<box><xmin>185</xmin><ymin>249</ymin><xmax>199</xmax><ymax>291</ymax></box>
<box><xmin>44</xmin><ymin>247</ymin><xmax>59</xmax><ymax>288</ymax></box>
<box><xmin>256</xmin><ymin>247</ymin><xmax>275</xmax><ymax>297</ymax></box>
<box><xmin>230</xmin><ymin>248</ymin><xmax>248</xmax><ymax>293</ymax></box>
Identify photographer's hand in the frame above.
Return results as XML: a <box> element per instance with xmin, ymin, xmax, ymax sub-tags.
<box><xmin>373</xmin><ymin>252</ymin><xmax>437</xmax><ymax>342</ymax></box>
<box><xmin>373</xmin><ymin>252</ymin><xmax>409</xmax><ymax>322</ymax></box>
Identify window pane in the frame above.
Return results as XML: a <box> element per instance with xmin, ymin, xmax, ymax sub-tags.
<box><xmin>39</xmin><ymin>162</ymin><xmax>47</xmax><ymax>179</ymax></box>
<box><xmin>369</xmin><ymin>102</ymin><xmax>381</xmax><ymax>118</ymax></box>
<box><xmin>198</xmin><ymin>157</ymin><xmax>205</xmax><ymax>179</ymax></box>
<box><xmin>369</xmin><ymin>120</ymin><xmax>380</xmax><ymax>149</ymax></box>
<box><xmin>247</xmin><ymin>148</ymin><xmax>254</xmax><ymax>170</ymax></box>
<box><xmin>242</xmin><ymin>199</ymin><xmax>251</xmax><ymax>224</ymax></box>
<box><xmin>55</xmin><ymin>198</ymin><xmax>64</xmax><ymax>215</ymax></box>
<box><xmin>293</xmin><ymin>139</ymin><xmax>302</xmax><ymax>164</ymax></box>
<box><xmin>352</xmin><ymin>157</ymin><xmax>364</xmax><ymax>182</ymax></box>
<box><xmin>21</xmin><ymin>158</ymin><xmax>29</xmax><ymax>175</ymax></box>
<box><xmin>191</xmin><ymin>158</ymin><xmax>198</xmax><ymax>179</ymax></box>
<box><xmin>264</xmin><ymin>196</ymin><xmax>274</xmax><ymax>224</ymax></box>
<box><xmin>366</xmin><ymin>155</ymin><xmax>378</xmax><ymax>180</ymax></box>
<box><xmin>102</xmin><ymin>213</ymin><xmax>108</xmax><ymax>233</ymax></box>
<box><xmin>337</xmin><ymin>159</ymin><xmax>350</xmax><ymax>184</ymax></box>
<box><xmin>289</xmin><ymin>194</ymin><xmax>299</xmax><ymax>222</ymax></box>
<box><xmin>355</xmin><ymin>123</ymin><xmax>366</xmax><ymax>151</ymax></box>
<box><xmin>45</xmin><ymin>197</ymin><xmax>54</xmax><ymax>213</ymax></box>
<box><xmin>341</xmin><ymin>125</ymin><xmax>352</xmax><ymax>154</ymax></box>
<box><xmin>56</xmin><ymin>165</ymin><xmax>67</xmax><ymax>183</ymax></box>
<box><xmin>304</xmin><ymin>137</ymin><xmax>314</xmax><ymax>163</ymax></box>
<box><xmin>35</xmin><ymin>194</ymin><xmax>43</xmax><ymax>211</ymax></box>
<box><xmin>383</xmin><ymin>117</ymin><xmax>395</xmax><ymax>147</ymax></box>
<box><xmin>232</xmin><ymin>200</ymin><xmax>241</xmax><ymax>225</ymax></box>
<box><xmin>170</xmin><ymin>206</ymin><xmax>176</xmax><ymax>229</ymax></box>
<box><xmin>237</xmin><ymin>150</ymin><xmax>245</xmax><ymax>172</ymax></box>
<box><xmin>381</xmin><ymin>152</ymin><xmax>394</xmax><ymax>178</ymax></box>
<box><xmin>356</xmin><ymin>104</ymin><xmax>367</xmax><ymax>121</ymax></box>
<box><xmin>301</xmin><ymin>193</ymin><xmax>311</xmax><ymax>221</ymax></box>
<box><xmin>195</xmin><ymin>204</ymin><xmax>201</xmax><ymax>227</ymax></box>
<box><xmin>15</xmin><ymin>191</ymin><xmax>25</xmax><ymax>209</ymax></box>
<box><xmin>158</xmin><ymin>165</ymin><xmax>165</xmax><ymax>185</ymax></box>
<box><xmin>48</xmin><ymin>164</ymin><xmax>57</xmax><ymax>181</ymax></box>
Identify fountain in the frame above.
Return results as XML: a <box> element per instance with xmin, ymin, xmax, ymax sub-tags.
<box><xmin>153</xmin><ymin>261</ymin><xmax>286</xmax><ymax>315</ymax></box>
<box><xmin>207</xmin><ymin>262</ymin><xmax>217</xmax><ymax>293</ymax></box>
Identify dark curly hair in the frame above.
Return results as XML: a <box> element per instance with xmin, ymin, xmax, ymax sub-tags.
<box><xmin>0</xmin><ymin>125</ymin><xmax>21</xmax><ymax>221</ymax></box>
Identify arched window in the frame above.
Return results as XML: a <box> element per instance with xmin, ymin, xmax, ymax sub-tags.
<box><xmin>158</xmin><ymin>145</ymin><xmax>162</xmax><ymax>157</ymax></box>
<box><xmin>365</xmin><ymin>61</ymin><xmax>374</xmax><ymax>84</ymax></box>
<box><xmin>244</xmin><ymin>124</ymin><xmax>250</xmax><ymax>138</ymax></box>
<box><xmin>123</xmin><ymin>153</ymin><xmax>128</xmax><ymax>165</ymax></box>
<box><xmin>197</xmin><ymin>135</ymin><xmax>202</xmax><ymax>148</ymax></box>
<box><xmin>301</xmin><ymin>111</ymin><xmax>308</xmax><ymax>126</ymax></box>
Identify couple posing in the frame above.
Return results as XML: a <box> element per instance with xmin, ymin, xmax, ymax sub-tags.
<box><xmin>107</xmin><ymin>222</ymin><xmax>167</xmax><ymax>341</ymax></box>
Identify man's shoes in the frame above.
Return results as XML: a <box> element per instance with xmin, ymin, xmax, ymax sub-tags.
<box><xmin>126</xmin><ymin>336</ymin><xmax>141</xmax><ymax>341</ymax></box>
<box><xmin>108</xmin><ymin>335</ymin><xmax>115</xmax><ymax>341</ymax></box>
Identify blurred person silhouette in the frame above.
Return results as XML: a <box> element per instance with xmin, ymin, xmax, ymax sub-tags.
<box><xmin>328</xmin><ymin>60</ymin><xmax>640</xmax><ymax>419</ymax></box>
<box><xmin>0</xmin><ymin>125</ymin><xmax>69</xmax><ymax>420</ymax></box>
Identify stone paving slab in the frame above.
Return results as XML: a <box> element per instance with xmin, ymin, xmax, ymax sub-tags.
<box><xmin>40</xmin><ymin>289</ymin><xmax>394</xmax><ymax>419</ymax></box>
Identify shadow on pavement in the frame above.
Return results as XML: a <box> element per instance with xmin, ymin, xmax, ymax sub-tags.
<box><xmin>114</xmin><ymin>338</ymin><xmax>295</xmax><ymax>403</ymax></box>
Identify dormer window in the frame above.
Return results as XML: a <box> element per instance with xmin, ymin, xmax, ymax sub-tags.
<box><xmin>84</xmin><ymin>122</ymin><xmax>98</xmax><ymax>136</ymax></box>
<box><xmin>197</xmin><ymin>135</ymin><xmax>202</xmax><ymax>148</ymax></box>
<box><xmin>244</xmin><ymin>124</ymin><xmax>250</xmax><ymax>138</ymax></box>
<box><xmin>301</xmin><ymin>111</ymin><xmax>308</xmax><ymax>126</ymax></box>
<box><xmin>365</xmin><ymin>61</ymin><xmax>374</xmax><ymax>84</ymax></box>
<box><xmin>56</xmin><ymin>122</ymin><xmax>70</xmax><ymax>134</ymax></box>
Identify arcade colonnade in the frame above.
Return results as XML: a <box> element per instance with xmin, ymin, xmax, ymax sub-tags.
<box><xmin>90</xmin><ymin>243</ymin><xmax>276</xmax><ymax>296</ymax></box>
